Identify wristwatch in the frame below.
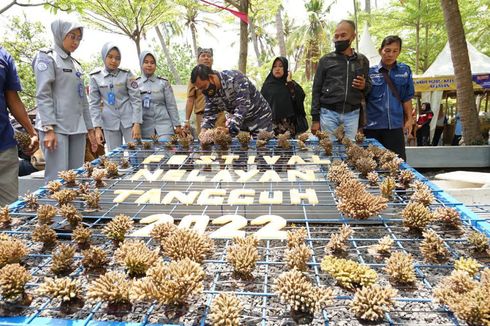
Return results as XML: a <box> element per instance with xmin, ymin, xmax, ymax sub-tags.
<box><xmin>42</xmin><ymin>125</ymin><xmax>54</xmax><ymax>132</ymax></box>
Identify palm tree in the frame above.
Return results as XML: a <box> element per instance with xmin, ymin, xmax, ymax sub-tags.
<box><xmin>440</xmin><ymin>0</ymin><xmax>483</xmax><ymax>144</ymax></box>
<box><xmin>290</xmin><ymin>0</ymin><xmax>335</xmax><ymax>80</ymax></box>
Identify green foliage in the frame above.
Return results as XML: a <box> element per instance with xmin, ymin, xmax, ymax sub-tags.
<box><xmin>152</xmin><ymin>44</ymin><xmax>195</xmax><ymax>85</ymax></box>
<box><xmin>1</xmin><ymin>15</ymin><xmax>50</xmax><ymax>110</ymax></box>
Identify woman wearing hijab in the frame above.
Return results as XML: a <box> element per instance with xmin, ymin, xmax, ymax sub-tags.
<box><xmin>33</xmin><ymin>18</ymin><xmax>97</xmax><ymax>182</ymax></box>
<box><xmin>260</xmin><ymin>57</ymin><xmax>307</xmax><ymax>137</ymax></box>
<box><xmin>88</xmin><ymin>42</ymin><xmax>142</xmax><ymax>152</ymax></box>
<box><xmin>138</xmin><ymin>50</ymin><xmax>182</xmax><ymax>140</ymax></box>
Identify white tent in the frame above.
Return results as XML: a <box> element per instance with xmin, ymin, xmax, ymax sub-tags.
<box><xmin>358</xmin><ymin>22</ymin><xmax>381</xmax><ymax>65</ymax></box>
<box><xmin>419</xmin><ymin>41</ymin><xmax>490</xmax><ymax>143</ymax></box>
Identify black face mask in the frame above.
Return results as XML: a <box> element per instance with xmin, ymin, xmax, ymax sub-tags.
<box><xmin>202</xmin><ymin>82</ymin><xmax>217</xmax><ymax>97</ymax></box>
<box><xmin>334</xmin><ymin>40</ymin><xmax>351</xmax><ymax>53</ymax></box>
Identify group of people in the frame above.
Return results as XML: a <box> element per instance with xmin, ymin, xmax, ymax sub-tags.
<box><xmin>0</xmin><ymin>17</ymin><xmax>433</xmax><ymax>206</ymax></box>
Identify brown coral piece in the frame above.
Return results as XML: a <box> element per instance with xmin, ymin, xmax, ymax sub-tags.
<box><xmin>333</xmin><ymin>124</ymin><xmax>345</xmax><ymax>142</ymax></box>
<box><xmin>286</xmin><ymin>227</ymin><xmax>308</xmax><ymax>249</ymax></box>
<box><xmin>50</xmin><ymin>244</ymin><xmax>76</xmax><ymax>275</ymax></box>
<box><xmin>257</xmin><ymin>130</ymin><xmax>274</xmax><ymax>142</ymax></box>
<box><xmin>87</xmin><ymin>271</ymin><xmax>132</xmax><ymax>305</ymax></box>
<box><xmin>236</xmin><ymin>131</ymin><xmax>250</xmax><ymax>150</ymax></box>
<box><xmin>0</xmin><ymin>235</ymin><xmax>29</xmax><ymax>268</ymax></box>
<box><xmin>131</xmin><ymin>258</ymin><xmax>205</xmax><ymax>306</ymax></box>
<box><xmin>23</xmin><ymin>191</ymin><xmax>39</xmax><ymax>211</ymax></box>
<box><xmin>142</xmin><ymin>141</ymin><xmax>152</xmax><ymax>150</ymax></box>
<box><xmin>59</xmin><ymin>170</ymin><xmax>78</xmax><ymax>187</ymax></box>
<box><xmin>81</xmin><ymin>246</ymin><xmax>109</xmax><ymax>272</ymax></box>
<box><xmin>0</xmin><ymin>205</ymin><xmax>12</xmax><ymax>227</ymax></box>
<box><xmin>285</xmin><ymin>244</ymin><xmax>312</xmax><ymax>272</ymax></box>
<box><xmin>354</xmin><ymin>131</ymin><xmax>365</xmax><ymax>144</ymax></box>
<box><xmin>82</xmin><ymin>189</ymin><xmax>101</xmax><ymax>211</ymax></box>
<box><xmin>72</xmin><ymin>225</ymin><xmax>92</xmax><ymax>248</ymax></box>
<box><xmin>126</xmin><ymin>142</ymin><xmax>136</xmax><ymax>150</ymax></box>
<box><xmin>36</xmin><ymin>204</ymin><xmax>57</xmax><ymax>225</ymax></box>
<box><xmin>37</xmin><ymin>277</ymin><xmax>83</xmax><ymax>303</ymax></box>
<box><xmin>370</xmin><ymin>235</ymin><xmax>394</xmax><ymax>256</ymax></box>
<box><xmin>315</xmin><ymin>130</ymin><xmax>329</xmax><ymax>140</ymax></box>
<box><xmin>0</xmin><ymin>263</ymin><xmax>31</xmax><ymax>302</ymax></box>
<box><xmin>119</xmin><ymin>158</ymin><xmax>130</xmax><ymax>169</ymax></box>
<box><xmin>402</xmin><ymin>202</ymin><xmax>433</xmax><ymax>231</ymax></box>
<box><xmin>433</xmin><ymin>270</ymin><xmax>489</xmax><ymax>326</ymax></box>
<box><xmin>355</xmin><ymin>156</ymin><xmax>377</xmax><ymax>177</ymax></box>
<box><xmin>51</xmin><ymin>189</ymin><xmax>77</xmax><ymax>206</ymax></box>
<box><xmin>150</xmin><ymin>222</ymin><xmax>177</xmax><ymax>244</ymax></box>
<box><xmin>454</xmin><ymin>257</ymin><xmax>482</xmax><ymax>277</ymax></box>
<box><xmin>337</xmin><ymin>190</ymin><xmax>388</xmax><ymax>220</ymax></box>
<box><xmin>105</xmin><ymin>162</ymin><xmax>119</xmax><ymax>178</ymax></box>
<box><xmin>410</xmin><ymin>181</ymin><xmax>434</xmax><ymax>206</ymax></box>
<box><xmin>325</xmin><ymin>224</ymin><xmax>353</xmax><ymax>254</ymax></box>
<box><xmin>398</xmin><ymin>170</ymin><xmax>414</xmax><ymax>189</ymax></box>
<box><xmin>319</xmin><ymin>138</ymin><xmax>333</xmax><ymax>156</ymax></box>
<box><xmin>433</xmin><ymin>207</ymin><xmax>462</xmax><ymax>229</ymax></box>
<box><xmin>178</xmin><ymin>132</ymin><xmax>194</xmax><ymax>150</ymax></box>
<box><xmin>380</xmin><ymin>176</ymin><xmax>396</xmax><ymax>199</ymax></box>
<box><xmin>273</xmin><ymin>269</ymin><xmax>333</xmax><ymax>317</ymax></box>
<box><xmin>226</xmin><ymin>236</ymin><xmax>258</xmax><ymax>279</ymax></box>
<box><xmin>277</xmin><ymin>131</ymin><xmax>292</xmax><ymax>150</ymax></box>
<box><xmin>327</xmin><ymin>161</ymin><xmax>354</xmax><ymax>185</ymax></box>
<box><xmin>32</xmin><ymin>224</ymin><xmax>58</xmax><ymax>248</ymax></box>
<box><xmin>77</xmin><ymin>182</ymin><xmax>90</xmax><ymax>197</ymax></box>
<box><xmin>46</xmin><ymin>180</ymin><xmax>63</xmax><ymax>194</ymax></box>
<box><xmin>91</xmin><ymin>168</ymin><xmax>107</xmax><ymax>188</ymax></box>
<box><xmin>114</xmin><ymin>240</ymin><xmax>159</xmax><ymax>277</ymax></box>
<box><xmin>102</xmin><ymin>214</ymin><xmax>134</xmax><ymax>244</ymax></box>
<box><xmin>208</xmin><ymin>293</ymin><xmax>242</xmax><ymax>326</ymax></box>
<box><xmin>83</xmin><ymin>162</ymin><xmax>94</xmax><ymax>177</ymax></box>
<box><xmin>350</xmin><ymin>284</ymin><xmax>397</xmax><ymax>321</ymax></box>
<box><xmin>199</xmin><ymin>129</ymin><xmax>215</xmax><ymax>150</ymax></box>
<box><xmin>384</xmin><ymin>251</ymin><xmax>416</xmax><ymax>284</ymax></box>
<box><xmin>420</xmin><ymin>230</ymin><xmax>450</xmax><ymax>263</ymax></box>
<box><xmin>14</xmin><ymin>131</ymin><xmax>31</xmax><ymax>151</ymax></box>
<box><xmin>297</xmin><ymin>132</ymin><xmax>310</xmax><ymax>142</ymax></box>
<box><xmin>161</xmin><ymin>228</ymin><xmax>214</xmax><ymax>263</ymax></box>
<box><xmin>214</xmin><ymin>129</ymin><xmax>232</xmax><ymax>151</ymax></box>
<box><xmin>367</xmin><ymin>171</ymin><xmax>379</xmax><ymax>186</ymax></box>
<box><xmin>320</xmin><ymin>255</ymin><xmax>377</xmax><ymax>290</ymax></box>
<box><xmin>467</xmin><ymin>231</ymin><xmax>489</xmax><ymax>252</ymax></box>
<box><xmin>58</xmin><ymin>203</ymin><xmax>82</xmax><ymax>228</ymax></box>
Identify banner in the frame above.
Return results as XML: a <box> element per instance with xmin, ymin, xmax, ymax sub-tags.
<box><xmin>414</xmin><ymin>74</ymin><xmax>488</xmax><ymax>92</ymax></box>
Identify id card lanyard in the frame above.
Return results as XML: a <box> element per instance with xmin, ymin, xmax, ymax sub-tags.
<box><xmin>108</xmin><ymin>77</ymin><xmax>116</xmax><ymax>106</ymax></box>
<box><xmin>76</xmin><ymin>71</ymin><xmax>84</xmax><ymax>98</ymax></box>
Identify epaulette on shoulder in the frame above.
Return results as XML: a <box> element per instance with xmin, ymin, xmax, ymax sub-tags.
<box><xmin>157</xmin><ymin>76</ymin><xmax>168</xmax><ymax>81</ymax></box>
<box><xmin>39</xmin><ymin>48</ymin><xmax>53</xmax><ymax>54</ymax></box>
<box><xmin>135</xmin><ymin>76</ymin><xmax>141</xmax><ymax>80</ymax></box>
<box><xmin>71</xmin><ymin>57</ymin><xmax>82</xmax><ymax>65</ymax></box>
<box><xmin>119</xmin><ymin>68</ymin><xmax>129</xmax><ymax>73</ymax></box>
<box><xmin>89</xmin><ymin>68</ymin><xmax>102</xmax><ymax>75</ymax></box>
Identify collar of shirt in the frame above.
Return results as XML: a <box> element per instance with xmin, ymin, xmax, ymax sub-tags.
<box><xmin>377</xmin><ymin>61</ymin><xmax>400</xmax><ymax>73</ymax></box>
<box><xmin>142</xmin><ymin>75</ymin><xmax>157</xmax><ymax>83</ymax></box>
<box><xmin>103</xmin><ymin>68</ymin><xmax>119</xmax><ymax>77</ymax></box>
<box><xmin>54</xmin><ymin>44</ymin><xmax>69</xmax><ymax>59</ymax></box>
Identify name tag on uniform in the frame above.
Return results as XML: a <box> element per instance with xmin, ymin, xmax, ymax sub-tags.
<box><xmin>63</xmin><ymin>68</ymin><xmax>73</xmax><ymax>72</ymax></box>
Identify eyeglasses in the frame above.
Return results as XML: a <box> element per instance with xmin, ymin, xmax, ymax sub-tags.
<box><xmin>66</xmin><ymin>33</ymin><xmax>82</xmax><ymax>42</ymax></box>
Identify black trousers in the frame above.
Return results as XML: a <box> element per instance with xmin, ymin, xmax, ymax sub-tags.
<box><xmin>432</xmin><ymin>126</ymin><xmax>444</xmax><ymax>146</ymax></box>
<box><xmin>364</xmin><ymin>128</ymin><xmax>406</xmax><ymax>161</ymax></box>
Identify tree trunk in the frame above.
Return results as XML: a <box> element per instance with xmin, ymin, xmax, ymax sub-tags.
<box><xmin>155</xmin><ymin>25</ymin><xmax>183</xmax><ymax>84</ymax></box>
<box><xmin>423</xmin><ymin>24</ymin><xmax>429</xmax><ymax>71</ymax></box>
<box><xmin>365</xmin><ymin>0</ymin><xmax>371</xmax><ymax>13</ymax></box>
<box><xmin>190</xmin><ymin>24</ymin><xmax>198</xmax><ymax>58</ymax></box>
<box><xmin>414</xmin><ymin>0</ymin><xmax>421</xmax><ymax>74</ymax></box>
<box><xmin>249</xmin><ymin>19</ymin><xmax>262</xmax><ymax>66</ymax></box>
<box><xmin>275</xmin><ymin>5</ymin><xmax>286</xmax><ymax>57</ymax></box>
<box><xmin>440</xmin><ymin>0</ymin><xmax>483</xmax><ymax>144</ymax></box>
<box><xmin>238</xmin><ymin>0</ymin><xmax>249</xmax><ymax>73</ymax></box>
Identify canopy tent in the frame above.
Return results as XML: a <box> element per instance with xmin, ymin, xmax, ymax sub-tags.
<box><xmin>413</xmin><ymin>41</ymin><xmax>490</xmax><ymax>143</ymax></box>
<box><xmin>358</xmin><ymin>22</ymin><xmax>381</xmax><ymax>65</ymax></box>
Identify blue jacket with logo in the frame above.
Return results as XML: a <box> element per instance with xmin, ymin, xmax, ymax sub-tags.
<box><xmin>365</xmin><ymin>62</ymin><xmax>414</xmax><ymax>130</ymax></box>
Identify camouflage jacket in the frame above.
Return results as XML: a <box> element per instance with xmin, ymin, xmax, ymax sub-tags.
<box><xmin>201</xmin><ymin>70</ymin><xmax>272</xmax><ymax>136</ymax></box>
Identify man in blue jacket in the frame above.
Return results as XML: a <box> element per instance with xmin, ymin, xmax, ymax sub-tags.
<box><xmin>364</xmin><ymin>35</ymin><xmax>414</xmax><ymax>160</ymax></box>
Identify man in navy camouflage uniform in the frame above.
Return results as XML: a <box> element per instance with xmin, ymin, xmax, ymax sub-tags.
<box><xmin>190</xmin><ymin>64</ymin><xmax>272</xmax><ymax>137</ymax></box>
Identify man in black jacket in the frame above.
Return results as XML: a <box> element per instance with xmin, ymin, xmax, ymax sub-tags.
<box><xmin>311</xmin><ymin>20</ymin><xmax>371</xmax><ymax>140</ymax></box>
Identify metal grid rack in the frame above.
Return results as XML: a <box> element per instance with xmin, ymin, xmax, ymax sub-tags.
<box><xmin>1</xmin><ymin>139</ymin><xmax>488</xmax><ymax>326</ymax></box>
